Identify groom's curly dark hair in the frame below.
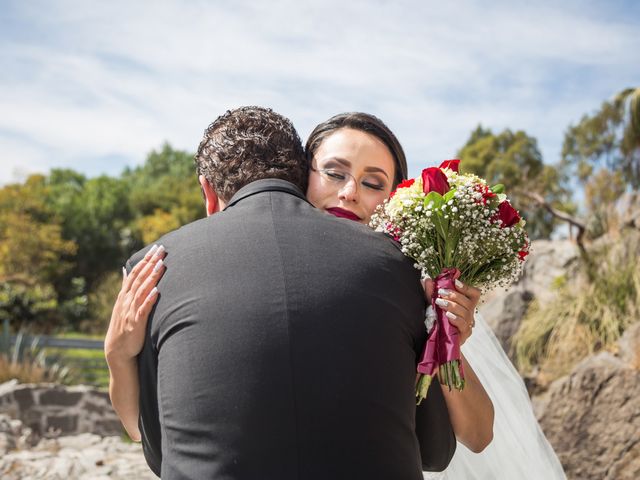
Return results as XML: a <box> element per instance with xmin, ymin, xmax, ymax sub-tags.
<box><xmin>195</xmin><ymin>106</ymin><xmax>308</xmax><ymax>202</ymax></box>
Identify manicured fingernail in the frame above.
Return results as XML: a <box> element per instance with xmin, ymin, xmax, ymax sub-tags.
<box><xmin>445</xmin><ymin>311</ymin><xmax>458</xmax><ymax>320</ymax></box>
<box><xmin>148</xmin><ymin>244</ymin><xmax>159</xmax><ymax>257</ymax></box>
<box><xmin>438</xmin><ymin>288</ymin><xmax>452</xmax><ymax>297</ymax></box>
<box><xmin>455</xmin><ymin>279</ymin><xmax>464</xmax><ymax>289</ymax></box>
<box><xmin>153</xmin><ymin>259</ymin><xmax>164</xmax><ymax>272</ymax></box>
<box><xmin>154</xmin><ymin>245</ymin><xmax>165</xmax><ymax>257</ymax></box>
<box><xmin>435</xmin><ymin>298</ymin><xmax>449</xmax><ymax>308</ymax></box>
<box><xmin>122</xmin><ymin>266</ymin><xmax>127</xmax><ymax>278</ymax></box>
<box><xmin>147</xmin><ymin>287</ymin><xmax>158</xmax><ymax>298</ymax></box>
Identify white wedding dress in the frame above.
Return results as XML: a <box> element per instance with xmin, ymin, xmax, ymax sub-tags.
<box><xmin>423</xmin><ymin>312</ymin><xmax>566</xmax><ymax>480</ymax></box>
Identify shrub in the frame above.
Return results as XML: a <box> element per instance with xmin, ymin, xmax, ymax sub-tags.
<box><xmin>0</xmin><ymin>331</ymin><xmax>74</xmax><ymax>384</ymax></box>
<box><xmin>514</xmin><ymin>231</ymin><xmax>640</xmax><ymax>382</ymax></box>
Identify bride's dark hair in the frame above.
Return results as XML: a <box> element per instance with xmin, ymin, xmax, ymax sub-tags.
<box><xmin>305</xmin><ymin>112</ymin><xmax>408</xmax><ymax>188</ymax></box>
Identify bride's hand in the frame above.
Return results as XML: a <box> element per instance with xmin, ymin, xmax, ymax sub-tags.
<box><xmin>104</xmin><ymin>244</ymin><xmax>166</xmax><ymax>364</ymax></box>
<box><xmin>422</xmin><ymin>278</ymin><xmax>481</xmax><ymax>346</ymax></box>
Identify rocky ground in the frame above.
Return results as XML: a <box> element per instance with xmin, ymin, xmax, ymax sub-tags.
<box><xmin>0</xmin><ymin>415</ymin><xmax>155</xmax><ymax>480</ymax></box>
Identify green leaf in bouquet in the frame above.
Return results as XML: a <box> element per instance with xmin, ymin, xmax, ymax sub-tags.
<box><xmin>444</xmin><ymin>230</ymin><xmax>461</xmax><ymax>266</ymax></box>
<box><xmin>432</xmin><ymin>211</ymin><xmax>449</xmax><ymax>242</ymax></box>
<box><xmin>424</xmin><ymin>191</ymin><xmax>444</xmax><ymax>209</ymax></box>
<box><xmin>491</xmin><ymin>184</ymin><xmax>505</xmax><ymax>194</ymax></box>
<box><xmin>443</xmin><ymin>189</ymin><xmax>456</xmax><ymax>202</ymax></box>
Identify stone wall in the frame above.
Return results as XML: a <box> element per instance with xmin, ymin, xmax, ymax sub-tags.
<box><xmin>0</xmin><ymin>380</ymin><xmax>123</xmax><ymax>438</ymax></box>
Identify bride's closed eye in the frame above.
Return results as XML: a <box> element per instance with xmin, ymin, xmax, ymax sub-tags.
<box><xmin>361</xmin><ymin>176</ymin><xmax>387</xmax><ymax>191</ymax></box>
<box><xmin>323</xmin><ymin>167</ymin><xmax>388</xmax><ymax>191</ymax></box>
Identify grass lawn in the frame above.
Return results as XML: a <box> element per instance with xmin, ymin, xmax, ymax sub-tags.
<box><xmin>46</xmin><ymin>332</ymin><xmax>109</xmax><ymax>388</ymax></box>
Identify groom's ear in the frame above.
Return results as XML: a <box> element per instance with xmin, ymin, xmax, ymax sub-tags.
<box><xmin>199</xmin><ymin>175</ymin><xmax>225</xmax><ymax>216</ymax></box>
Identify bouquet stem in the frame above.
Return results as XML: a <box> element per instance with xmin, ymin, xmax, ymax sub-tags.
<box><xmin>438</xmin><ymin>360</ymin><xmax>465</xmax><ymax>391</ymax></box>
<box><xmin>415</xmin><ymin>374</ymin><xmax>432</xmax><ymax>405</ymax></box>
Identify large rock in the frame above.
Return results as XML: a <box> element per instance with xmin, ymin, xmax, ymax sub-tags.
<box><xmin>537</xmin><ymin>351</ymin><xmax>640</xmax><ymax>480</ymax></box>
<box><xmin>479</xmin><ymin>239</ymin><xmax>579</xmax><ymax>354</ymax></box>
<box><xmin>617</xmin><ymin>322</ymin><xmax>640</xmax><ymax>367</ymax></box>
<box><xmin>480</xmin><ymin>290</ymin><xmax>532</xmax><ymax>358</ymax></box>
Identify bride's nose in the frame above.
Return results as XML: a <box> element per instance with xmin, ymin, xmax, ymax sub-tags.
<box><xmin>338</xmin><ymin>178</ymin><xmax>358</xmax><ymax>202</ymax></box>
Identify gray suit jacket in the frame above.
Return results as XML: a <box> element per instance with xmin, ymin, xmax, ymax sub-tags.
<box><xmin>130</xmin><ymin>179</ymin><xmax>455</xmax><ymax>479</ymax></box>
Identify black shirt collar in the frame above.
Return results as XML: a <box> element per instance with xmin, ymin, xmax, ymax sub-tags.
<box><xmin>224</xmin><ymin>179</ymin><xmax>310</xmax><ymax>210</ymax></box>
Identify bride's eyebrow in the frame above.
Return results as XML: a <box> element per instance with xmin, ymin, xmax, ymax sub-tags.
<box><xmin>364</xmin><ymin>166</ymin><xmax>390</xmax><ymax>179</ymax></box>
<box><xmin>323</xmin><ymin>157</ymin><xmax>390</xmax><ymax>179</ymax></box>
<box><xmin>322</xmin><ymin>157</ymin><xmax>351</xmax><ymax>169</ymax></box>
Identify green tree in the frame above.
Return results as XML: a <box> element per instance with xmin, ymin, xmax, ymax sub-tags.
<box><xmin>457</xmin><ymin>126</ymin><xmax>574</xmax><ymax>239</ymax></box>
<box><xmin>560</xmin><ymin>87</ymin><xmax>640</xmax><ymax>241</ymax></box>
<box><xmin>561</xmin><ymin>87</ymin><xmax>640</xmax><ymax>189</ymax></box>
<box><xmin>46</xmin><ymin>171</ymin><xmax>135</xmax><ymax>290</ymax></box>
<box><xmin>124</xmin><ymin>143</ymin><xmax>204</xmax><ymax>243</ymax></box>
<box><xmin>0</xmin><ymin>144</ymin><xmax>216</xmax><ymax>332</ymax></box>
<box><xmin>0</xmin><ymin>177</ymin><xmax>80</xmax><ymax>330</ymax></box>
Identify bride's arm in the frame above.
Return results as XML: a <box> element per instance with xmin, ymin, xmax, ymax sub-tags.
<box><xmin>104</xmin><ymin>244</ymin><xmax>166</xmax><ymax>441</ymax></box>
<box><xmin>441</xmin><ymin>353</ymin><xmax>494</xmax><ymax>452</ymax></box>
<box><xmin>426</xmin><ymin>279</ymin><xmax>495</xmax><ymax>453</ymax></box>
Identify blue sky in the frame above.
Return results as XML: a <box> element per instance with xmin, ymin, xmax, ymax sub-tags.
<box><xmin>1</xmin><ymin>0</ymin><xmax>639</xmax><ymax>186</ymax></box>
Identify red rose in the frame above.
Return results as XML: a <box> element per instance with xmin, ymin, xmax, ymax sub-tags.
<box><xmin>439</xmin><ymin>159</ymin><xmax>460</xmax><ymax>173</ymax></box>
<box><xmin>518</xmin><ymin>240</ymin><xmax>530</xmax><ymax>261</ymax></box>
<box><xmin>496</xmin><ymin>201</ymin><xmax>521</xmax><ymax>227</ymax></box>
<box><xmin>421</xmin><ymin>168</ymin><xmax>450</xmax><ymax>195</ymax></box>
<box><xmin>390</xmin><ymin>178</ymin><xmax>415</xmax><ymax>198</ymax></box>
<box><xmin>473</xmin><ymin>184</ymin><xmax>497</xmax><ymax>205</ymax></box>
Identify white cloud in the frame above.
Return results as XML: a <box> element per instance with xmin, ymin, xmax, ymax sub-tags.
<box><xmin>1</xmin><ymin>0</ymin><xmax>639</xmax><ymax>185</ymax></box>
<box><xmin>0</xmin><ymin>133</ymin><xmax>51</xmax><ymax>185</ymax></box>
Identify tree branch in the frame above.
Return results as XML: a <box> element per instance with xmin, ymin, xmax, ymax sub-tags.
<box><xmin>519</xmin><ymin>190</ymin><xmax>589</xmax><ymax>260</ymax></box>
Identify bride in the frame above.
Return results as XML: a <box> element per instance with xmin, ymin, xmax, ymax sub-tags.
<box><xmin>105</xmin><ymin>112</ymin><xmax>565</xmax><ymax>479</ymax></box>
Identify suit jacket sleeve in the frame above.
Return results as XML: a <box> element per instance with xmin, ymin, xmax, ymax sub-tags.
<box><xmin>415</xmin><ymin>379</ymin><xmax>457</xmax><ymax>471</ymax></box>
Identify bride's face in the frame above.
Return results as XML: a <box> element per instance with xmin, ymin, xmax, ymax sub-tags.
<box><xmin>306</xmin><ymin>128</ymin><xmax>396</xmax><ymax>224</ymax></box>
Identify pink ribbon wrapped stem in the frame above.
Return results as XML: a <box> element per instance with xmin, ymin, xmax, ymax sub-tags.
<box><xmin>416</xmin><ymin>267</ymin><xmax>466</xmax><ymax>404</ymax></box>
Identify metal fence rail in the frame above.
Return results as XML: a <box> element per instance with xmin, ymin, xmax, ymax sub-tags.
<box><xmin>8</xmin><ymin>335</ymin><xmax>104</xmax><ymax>350</ymax></box>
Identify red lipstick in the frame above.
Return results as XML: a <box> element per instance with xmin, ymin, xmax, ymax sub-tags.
<box><xmin>326</xmin><ymin>207</ymin><xmax>362</xmax><ymax>221</ymax></box>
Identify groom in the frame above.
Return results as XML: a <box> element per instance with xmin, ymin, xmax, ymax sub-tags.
<box><xmin>131</xmin><ymin>106</ymin><xmax>456</xmax><ymax>479</ymax></box>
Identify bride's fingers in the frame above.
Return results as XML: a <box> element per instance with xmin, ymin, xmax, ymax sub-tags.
<box><xmin>435</xmin><ymin>294</ymin><xmax>473</xmax><ymax>324</ymax></box>
<box><xmin>135</xmin><ymin>286</ymin><xmax>159</xmax><ymax>327</ymax></box>
<box><xmin>439</xmin><ymin>302</ymin><xmax>471</xmax><ymax>326</ymax></box>
<box><xmin>129</xmin><ymin>246</ymin><xmax>166</xmax><ymax>295</ymax></box>
<box><xmin>437</xmin><ymin>288</ymin><xmax>473</xmax><ymax>312</ymax></box>
<box><xmin>133</xmin><ymin>258</ymin><xmax>166</xmax><ymax>310</ymax></box>
<box><xmin>123</xmin><ymin>244</ymin><xmax>160</xmax><ymax>293</ymax></box>
<box><xmin>454</xmin><ymin>279</ymin><xmax>481</xmax><ymax>303</ymax></box>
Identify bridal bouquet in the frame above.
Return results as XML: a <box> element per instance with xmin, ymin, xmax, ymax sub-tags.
<box><xmin>370</xmin><ymin>159</ymin><xmax>529</xmax><ymax>403</ymax></box>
